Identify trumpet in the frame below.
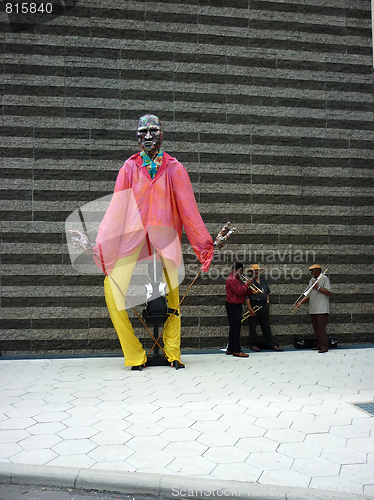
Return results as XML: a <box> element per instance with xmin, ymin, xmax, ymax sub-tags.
<box><xmin>291</xmin><ymin>268</ymin><xmax>329</xmax><ymax>313</ymax></box>
<box><xmin>241</xmin><ymin>305</ymin><xmax>262</xmax><ymax>323</ymax></box>
<box><xmin>241</xmin><ymin>274</ymin><xmax>263</xmax><ymax>294</ymax></box>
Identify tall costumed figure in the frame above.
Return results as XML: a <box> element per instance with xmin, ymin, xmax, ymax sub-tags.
<box><xmin>69</xmin><ymin>115</ymin><xmax>235</xmax><ymax>368</ymax></box>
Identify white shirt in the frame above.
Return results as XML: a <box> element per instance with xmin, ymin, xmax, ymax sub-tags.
<box><xmin>308</xmin><ymin>275</ymin><xmax>331</xmax><ymax>314</ymax></box>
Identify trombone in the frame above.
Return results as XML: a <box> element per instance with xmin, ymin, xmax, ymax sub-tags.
<box><xmin>241</xmin><ymin>274</ymin><xmax>263</xmax><ymax>294</ymax></box>
<box><xmin>242</xmin><ymin>305</ymin><xmax>262</xmax><ymax>323</ymax></box>
<box><xmin>291</xmin><ymin>268</ymin><xmax>329</xmax><ymax>313</ymax></box>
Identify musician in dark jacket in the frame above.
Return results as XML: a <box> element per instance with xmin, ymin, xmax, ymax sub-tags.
<box><xmin>244</xmin><ymin>264</ymin><xmax>283</xmax><ymax>352</ymax></box>
<box><xmin>225</xmin><ymin>262</ymin><xmax>257</xmax><ymax>358</ymax></box>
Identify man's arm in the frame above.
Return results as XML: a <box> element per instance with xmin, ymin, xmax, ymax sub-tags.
<box><xmin>171</xmin><ymin>162</ymin><xmax>214</xmax><ymax>271</ymax></box>
<box><xmin>245</xmin><ymin>296</ymin><xmax>256</xmax><ymax>316</ymax></box>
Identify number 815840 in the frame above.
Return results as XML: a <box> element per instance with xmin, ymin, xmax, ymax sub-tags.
<box><xmin>5</xmin><ymin>3</ymin><xmax>53</xmax><ymax>14</ymax></box>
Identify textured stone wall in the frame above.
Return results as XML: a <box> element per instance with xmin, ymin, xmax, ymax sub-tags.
<box><xmin>1</xmin><ymin>0</ymin><xmax>373</xmax><ymax>354</ymax></box>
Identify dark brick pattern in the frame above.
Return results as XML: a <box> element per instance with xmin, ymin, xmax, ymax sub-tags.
<box><xmin>1</xmin><ymin>0</ymin><xmax>373</xmax><ymax>353</ymax></box>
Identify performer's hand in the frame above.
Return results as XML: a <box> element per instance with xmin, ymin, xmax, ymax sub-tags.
<box><xmin>245</xmin><ymin>278</ymin><xmax>253</xmax><ymax>286</ymax></box>
<box><xmin>248</xmin><ymin>308</ymin><xmax>256</xmax><ymax>317</ymax></box>
<box><xmin>214</xmin><ymin>222</ymin><xmax>236</xmax><ymax>249</ymax></box>
<box><xmin>295</xmin><ymin>300</ymin><xmax>302</xmax><ymax>309</ymax></box>
<box><xmin>69</xmin><ymin>230</ymin><xmax>93</xmax><ymax>254</ymax></box>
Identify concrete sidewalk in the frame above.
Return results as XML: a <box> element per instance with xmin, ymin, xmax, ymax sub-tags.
<box><xmin>0</xmin><ymin>347</ymin><xmax>374</xmax><ymax>499</ymax></box>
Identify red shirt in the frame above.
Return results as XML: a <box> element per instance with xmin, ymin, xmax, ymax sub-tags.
<box><xmin>226</xmin><ymin>273</ymin><xmax>253</xmax><ymax>304</ymax></box>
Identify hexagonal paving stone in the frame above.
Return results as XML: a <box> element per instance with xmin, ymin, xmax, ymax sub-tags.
<box><xmin>163</xmin><ymin>440</ymin><xmax>208</xmax><ymax>458</ymax></box>
<box><xmin>52</xmin><ymin>439</ymin><xmax>97</xmax><ymax>456</ymax></box>
<box><xmin>197</xmin><ymin>432</ymin><xmax>239</xmax><ymax>447</ymax></box>
<box><xmin>126</xmin><ymin>435</ymin><xmax>169</xmax><ymax>452</ymax></box>
<box><xmin>321</xmin><ymin>447</ymin><xmax>367</xmax><ymax>465</ymax></box>
<box><xmin>32</xmin><ymin>412</ymin><xmax>70</xmax><ymax>423</ymax></box>
<box><xmin>210</xmin><ymin>462</ymin><xmax>261</xmax><ymax>482</ymax></box>
<box><xmin>160</xmin><ymin>427</ymin><xmax>201</xmax><ymax>442</ymax></box>
<box><xmin>90</xmin><ymin>462</ymin><xmax>136</xmax><ymax>472</ymax></box>
<box><xmin>26</xmin><ymin>423</ymin><xmax>66</xmax><ymax>435</ymax></box>
<box><xmin>246</xmin><ymin>451</ymin><xmax>293</xmax><ymax>471</ymax></box>
<box><xmin>167</xmin><ymin>456</ymin><xmax>216</xmax><ymax>476</ymax></box>
<box><xmin>0</xmin><ymin>429</ymin><xmax>30</xmax><ymax>443</ymax></box>
<box><xmin>314</xmin><ymin>413</ymin><xmax>352</xmax><ymax>426</ymax></box>
<box><xmin>329</xmin><ymin>424</ymin><xmax>370</xmax><ymax>439</ymax></box>
<box><xmin>126</xmin><ymin>449</ymin><xmax>173</xmax><ymax>469</ymax></box>
<box><xmin>182</xmin><ymin>401</ymin><xmax>214</xmax><ymax>411</ymax></box>
<box><xmin>57</xmin><ymin>427</ymin><xmax>99</xmax><ymax>440</ymax></box>
<box><xmin>62</xmin><ymin>415</ymin><xmax>100</xmax><ymax>427</ymax></box>
<box><xmin>191</xmin><ymin>420</ymin><xmax>229</xmax><ymax>434</ymax></box>
<box><xmin>158</xmin><ymin>416</ymin><xmax>197</xmax><ymax>429</ymax></box>
<box><xmin>277</xmin><ymin>442</ymin><xmax>321</xmax><ymax>459</ymax></box>
<box><xmin>265</xmin><ymin>428</ymin><xmax>305</xmax><ymax>443</ymax></box>
<box><xmin>19</xmin><ymin>434</ymin><xmax>62</xmax><ymax>450</ymax></box>
<box><xmin>309</xmin><ymin>475</ymin><xmax>364</xmax><ymax>495</ymax></box>
<box><xmin>0</xmin><ymin>442</ymin><xmax>23</xmax><ymax>459</ymax></box>
<box><xmin>185</xmin><ymin>410</ymin><xmax>221</xmax><ymax>421</ymax></box>
<box><xmin>127</xmin><ymin>423</ymin><xmax>165</xmax><ymax>437</ymax></box>
<box><xmin>88</xmin><ymin>444</ymin><xmax>134</xmax><ymax>463</ymax></box>
<box><xmin>0</xmin><ymin>417</ymin><xmax>36</xmax><ymax>429</ymax></box>
<box><xmin>153</xmin><ymin>407</ymin><xmax>189</xmax><ymax>418</ymax></box>
<box><xmin>125</xmin><ymin>403</ymin><xmax>160</xmax><ymax>414</ymax></box>
<box><xmin>90</xmin><ymin>430</ymin><xmax>133</xmax><ymax>446</ymax></box>
<box><xmin>238</xmin><ymin>402</ymin><xmax>280</xmax><ymax>419</ymax></box>
<box><xmin>350</xmin><ymin>418</ymin><xmax>374</xmax><ymax>431</ymax></box>
<box><xmin>47</xmin><ymin>455</ymin><xmax>96</xmax><ymax>468</ymax></box>
<box><xmin>304</xmin><ymin>433</ymin><xmax>347</xmax><ymax>450</ymax></box>
<box><xmin>254</xmin><ymin>416</ymin><xmax>293</xmax><ymax>429</ymax></box>
<box><xmin>236</xmin><ymin>437</ymin><xmax>278</xmax><ymax>453</ymax></box>
<box><xmin>340</xmin><ymin>463</ymin><xmax>374</xmax><ymax>484</ymax></box>
<box><xmin>292</xmin><ymin>457</ymin><xmax>340</xmax><ymax>477</ymax></box>
<box><xmin>203</xmin><ymin>446</ymin><xmax>248</xmax><ymax>464</ymax></box>
<box><xmin>259</xmin><ymin>468</ymin><xmax>310</xmax><ymax>488</ymax></box>
<box><xmin>124</xmin><ymin>413</ymin><xmax>162</xmax><ymax>425</ymax></box>
<box><xmin>291</xmin><ymin>419</ymin><xmax>330</xmax><ymax>434</ymax></box>
<box><xmin>346</xmin><ymin>437</ymin><xmax>374</xmax><ymax>454</ymax></box>
<box><xmin>11</xmin><ymin>449</ymin><xmax>58</xmax><ymax>465</ymax></box>
<box><xmin>93</xmin><ymin>419</ymin><xmax>133</xmax><ymax>432</ymax></box>
<box><xmin>219</xmin><ymin>413</ymin><xmax>256</xmax><ymax>427</ymax></box>
<box><xmin>92</xmin><ymin>410</ymin><xmax>131</xmax><ymax>421</ymax></box>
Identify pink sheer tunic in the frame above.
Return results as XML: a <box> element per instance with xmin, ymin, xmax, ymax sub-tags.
<box><xmin>93</xmin><ymin>152</ymin><xmax>214</xmax><ymax>274</ymax></box>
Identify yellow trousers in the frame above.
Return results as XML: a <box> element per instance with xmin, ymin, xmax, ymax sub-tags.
<box><xmin>104</xmin><ymin>249</ymin><xmax>181</xmax><ymax>367</ymax></box>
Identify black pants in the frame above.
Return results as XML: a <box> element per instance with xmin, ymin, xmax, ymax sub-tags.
<box><xmin>248</xmin><ymin>303</ymin><xmax>277</xmax><ymax>348</ymax></box>
<box><xmin>310</xmin><ymin>313</ymin><xmax>329</xmax><ymax>351</ymax></box>
<box><xmin>226</xmin><ymin>301</ymin><xmax>243</xmax><ymax>353</ymax></box>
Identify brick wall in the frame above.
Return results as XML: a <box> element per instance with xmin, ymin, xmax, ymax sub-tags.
<box><xmin>1</xmin><ymin>0</ymin><xmax>373</xmax><ymax>353</ymax></box>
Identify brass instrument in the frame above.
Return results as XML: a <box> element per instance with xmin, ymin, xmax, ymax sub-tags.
<box><xmin>291</xmin><ymin>268</ymin><xmax>329</xmax><ymax>313</ymax></box>
<box><xmin>241</xmin><ymin>274</ymin><xmax>263</xmax><ymax>294</ymax></box>
<box><xmin>241</xmin><ymin>305</ymin><xmax>262</xmax><ymax>323</ymax></box>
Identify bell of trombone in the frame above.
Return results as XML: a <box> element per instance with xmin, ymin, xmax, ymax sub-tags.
<box><xmin>241</xmin><ymin>274</ymin><xmax>263</xmax><ymax>294</ymax></box>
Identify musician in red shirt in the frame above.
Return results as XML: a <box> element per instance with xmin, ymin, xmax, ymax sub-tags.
<box><xmin>226</xmin><ymin>262</ymin><xmax>257</xmax><ymax>357</ymax></box>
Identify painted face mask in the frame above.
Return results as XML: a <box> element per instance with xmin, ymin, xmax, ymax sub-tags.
<box><xmin>136</xmin><ymin>114</ymin><xmax>163</xmax><ymax>157</ymax></box>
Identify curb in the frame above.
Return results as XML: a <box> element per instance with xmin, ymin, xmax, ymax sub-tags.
<box><xmin>0</xmin><ymin>463</ymin><xmax>372</xmax><ymax>500</ymax></box>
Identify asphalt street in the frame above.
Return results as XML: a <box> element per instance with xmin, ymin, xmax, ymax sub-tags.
<box><xmin>0</xmin><ymin>484</ymin><xmax>161</xmax><ymax>500</ymax></box>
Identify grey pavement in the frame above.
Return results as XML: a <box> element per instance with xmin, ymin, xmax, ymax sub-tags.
<box><xmin>0</xmin><ymin>347</ymin><xmax>374</xmax><ymax>500</ymax></box>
